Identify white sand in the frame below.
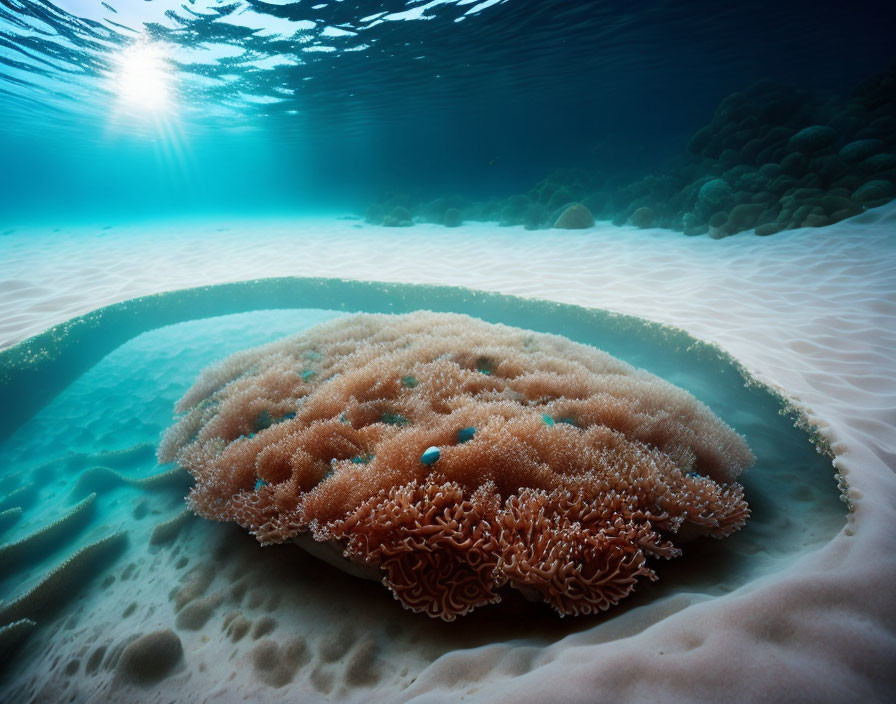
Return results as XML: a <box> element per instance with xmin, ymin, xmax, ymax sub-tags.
<box><xmin>1</xmin><ymin>205</ymin><xmax>894</xmax><ymax>701</ymax></box>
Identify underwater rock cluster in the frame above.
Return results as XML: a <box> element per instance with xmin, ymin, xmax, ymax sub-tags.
<box><xmin>365</xmin><ymin>62</ymin><xmax>896</xmax><ymax>237</ymax></box>
<box><xmin>160</xmin><ymin>313</ymin><xmax>754</xmax><ymax>620</ymax></box>
<box><xmin>622</xmin><ymin>66</ymin><xmax>896</xmax><ymax>237</ymax></box>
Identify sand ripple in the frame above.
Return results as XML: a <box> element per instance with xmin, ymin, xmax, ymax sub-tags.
<box><xmin>1</xmin><ymin>205</ymin><xmax>894</xmax><ymax>701</ymax></box>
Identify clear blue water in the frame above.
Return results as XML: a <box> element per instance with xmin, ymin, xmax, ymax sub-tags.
<box><xmin>1</xmin><ymin>1</ymin><xmax>894</xmax><ymax>222</ymax></box>
<box><xmin>0</xmin><ymin>2</ymin><xmax>884</xmax><ymax>699</ymax></box>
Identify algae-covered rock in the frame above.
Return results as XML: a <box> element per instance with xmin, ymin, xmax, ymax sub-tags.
<box><xmin>708</xmin><ymin>212</ymin><xmax>728</xmax><ymax>229</ymax></box>
<box><xmin>719</xmin><ymin>148</ymin><xmax>740</xmax><ymax>166</ymax></box>
<box><xmin>419</xmin><ymin>196</ymin><xmax>463</xmax><ymax>224</ymax></box>
<box><xmin>443</xmin><ymin>208</ymin><xmax>462</xmax><ymax>228</ymax></box>
<box><xmin>364</xmin><ymin>204</ymin><xmax>385</xmax><ymax>226</ymax></box>
<box><xmin>802</xmin><ymin>213</ymin><xmax>829</xmax><ymax>228</ymax></box>
<box><xmin>859</xmin><ymin>153</ymin><xmax>896</xmax><ymax>175</ymax></box>
<box><xmin>116</xmin><ymin>629</ymin><xmax>183</xmax><ymax>685</ymax></box>
<box><xmin>815</xmin><ymin>195</ymin><xmax>860</xmax><ymax>218</ymax></box>
<box><xmin>787</xmin><ymin>125</ymin><xmax>837</xmax><ymax>154</ymax></box>
<box><xmin>708</xmin><ymin>211</ymin><xmax>729</xmax><ymax>239</ymax></box>
<box><xmin>698</xmin><ymin>179</ymin><xmax>733</xmax><ymax>210</ymax></box>
<box><xmin>810</xmin><ymin>154</ymin><xmax>846</xmax><ymax>184</ymax></box>
<box><xmin>629</xmin><ymin>206</ymin><xmax>656</xmax><ymax>229</ymax></box>
<box><xmin>500</xmin><ymin>194</ymin><xmax>531</xmax><ymax>226</ymax></box>
<box><xmin>546</xmin><ymin>188</ymin><xmax>574</xmax><ymax>212</ymax></box>
<box><xmin>829</xmin><ymin>208</ymin><xmax>858</xmax><ymax>224</ymax></box>
<box><xmin>852</xmin><ymin>180</ymin><xmax>895</xmax><ymax>207</ymax></box>
<box><xmin>740</xmin><ymin>137</ymin><xmax>765</xmax><ymax>164</ymax></box>
<box><xmin>839</xmin><ymin>138</ymin><xmax>884</xmax><ymax>163</ymax></box>
<box><xmin>725</xmin><ymin>203</ymin><xmax>765</xmax><ymax>235</ymax></box>
<box><xmin>759</xmin><ymin>162</ymin><xmax>783</xmax><ymax>181</ymax></box>
<box><xmin>552</xmin><ymin>203</ymin><xmax>595</xmax><ymax>229</ymax></box>
<box><xmin>682</xmin><ymin>213</ymin><xmax>707</xmax><ymax>237</ymax></box>
<box><xmin>754</xmin><ymin>223</ymin><xmax>785</xmax><ymax>237</ymax></box>
<box><xmin>770</xmin><ymin>174</ymin><xmax>798</xmax><ymax>194</ymax></box>
<box><xmin>780</xmin><ymin>152</ymin><xmax>808</xmax><ymax>177</ymax></box>
<box><xmin>383</xmin><ymin>206</ymin><xmax>413</xmax><ymax>227</ymax></box>
<box><xmin>523</xmin><ymin>203</ymin><xmax>549</xmax><ymax>230</ymax></box>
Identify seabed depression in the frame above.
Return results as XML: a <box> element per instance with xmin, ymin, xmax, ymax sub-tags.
<box><xmin>0</xmin><ymin>274</ymin><xmax>851</xmax><ymax>699</ymax></box>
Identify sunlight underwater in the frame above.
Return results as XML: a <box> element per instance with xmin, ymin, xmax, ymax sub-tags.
<box><xmin>1</xmin><ymin>0</ymin><xmax>895</xmax><ymax>702</ymax></box>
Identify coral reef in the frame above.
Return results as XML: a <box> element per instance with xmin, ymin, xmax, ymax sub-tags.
<box><xmin>161</xmin><ymin>313</ymin><xmax>754</xmax><ymax>620</ymax></box>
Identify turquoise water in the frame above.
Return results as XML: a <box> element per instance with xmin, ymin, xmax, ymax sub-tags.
<box><xmin>0</xmin><ymin>1</ymin><xmax>887</xmax><ymax>699</ymax></box>
<box><xmin>1</xmin><ymin>1</ymin><xmax>894</xmax><ymax>224</ymax></box>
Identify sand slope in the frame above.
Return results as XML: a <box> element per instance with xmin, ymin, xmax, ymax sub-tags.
<box><xmin>1</xmin><ymin>205</ymin><xmax>894</xmax><ymax>702</ymax></box>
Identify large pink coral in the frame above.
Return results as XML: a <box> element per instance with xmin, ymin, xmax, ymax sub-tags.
<box><xmin>160</xmin><ymin>312</ymin><xmax>753</xmax><ymax>620</ymax></box>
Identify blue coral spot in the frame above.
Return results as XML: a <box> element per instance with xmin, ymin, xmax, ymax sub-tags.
<box><xmin>541</xmin><ymin>414</ymin><xmax>555</xmax><ymax>426</ymax></box>
<box><xmin>401</xmin><ymin>375</ymin><xmax>418</xmax><ymax>388</ymax></box>
<box><xmin>381</xmin><ymin>412</ymin><xmax>409</xmax><ymax>426</ymax></box>
<box><xmin>421</xmin><ymin>446</ymin><xmax>441</xmax><ymax>466</ymax></box>
<box><xmin>301</xmin><ymin>369</ymin><xmax>317</xmax><ymax>381</ymax></box>
<box><xmin>457</xmin><ymin>426</ymin><xmax>476</xmax><ymax>443</ymax></box>
<box><xmin>253</xmin><ymin>410</ymin><xmax>273</xmax><ymax>431</ymax></box>
<box><xmin>475</xmin><ymin>356</ymin><xmax>494</xmax><ymax>375</ymax></box>
<box><xmin>254</xmin><ymin>478</ymin><xmax>268</xmax><ymax>491</ymax></box>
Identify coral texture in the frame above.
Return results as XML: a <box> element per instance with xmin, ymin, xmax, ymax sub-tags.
<box><xmin>160</xmin><ymin>312</ymin><xmax>754</xmax><ymax>620</ymax></box>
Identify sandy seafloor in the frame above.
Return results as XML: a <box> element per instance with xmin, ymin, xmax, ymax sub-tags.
<box><xmin>0</xmin><ymin>204</ymin><xmax>894</xmax><ymax>703</ymax></box>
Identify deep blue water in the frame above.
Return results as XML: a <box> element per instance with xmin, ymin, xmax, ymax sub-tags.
<box><xmin>1</xmin><ymin>0</ymin><xmax>894</xmax><ymax>222</ymax></box>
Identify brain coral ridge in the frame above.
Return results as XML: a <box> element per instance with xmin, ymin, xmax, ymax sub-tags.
<box><xmin>160</xmin><ymin>312</ymin><xmax>754</xmax><ymax>620</ymax></box>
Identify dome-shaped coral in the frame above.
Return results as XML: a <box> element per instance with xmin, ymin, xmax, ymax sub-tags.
<box><xmin>160</xmin><ymin>313</ymin><xmax>753</xmax><ymax>620</ymax></box>
<box><xmin>552</xmin><ymin>202</ymin><xmax>595</xmax><ymax>229</ymax></box>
